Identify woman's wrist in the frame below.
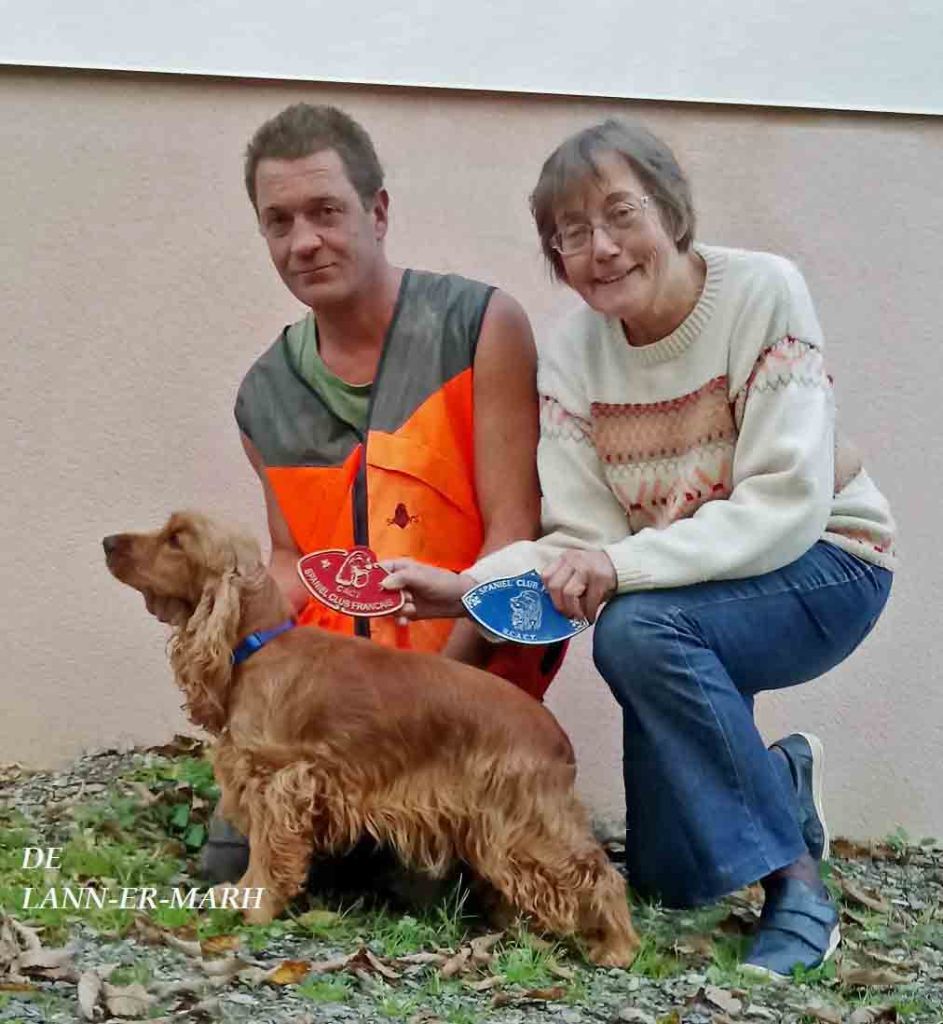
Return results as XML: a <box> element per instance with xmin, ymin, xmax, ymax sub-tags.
<box><xmin>452</xmin><ymin>573</ymin><xmax>478</xmax><ymax>616</ymax></box>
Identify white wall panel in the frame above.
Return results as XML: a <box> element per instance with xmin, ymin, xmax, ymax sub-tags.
<box><xmin>3</xmin><ymin>0</ymin><xmax>941</xmax><ymax>114</ymax></box>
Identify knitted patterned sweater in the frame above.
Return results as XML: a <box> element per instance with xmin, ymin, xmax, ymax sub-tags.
<box><xmin>469</xmin><ymin>243</ymin><xmax>896</xmax><ymax>591</ymax></box>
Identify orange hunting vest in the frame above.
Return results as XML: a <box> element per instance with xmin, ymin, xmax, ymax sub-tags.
<box><xmin>234</xmin><ymin>270</ymin><xmax>564</xmax><ymax>700</ymax></box>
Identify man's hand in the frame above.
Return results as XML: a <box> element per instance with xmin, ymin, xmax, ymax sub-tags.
<box><xmin>143</xmin><ymin>590</ymin><xmax>189</xmax><ymax>627</ymax></box>
<box><xmin>541</xmin><ymin>549</ymin><xmax>617</xmax><ymax>623</ymax></box>
<box><xmin>380</xmin><ymin>560</ymin><xmax>475</xmax><ymax>621</ymax></box>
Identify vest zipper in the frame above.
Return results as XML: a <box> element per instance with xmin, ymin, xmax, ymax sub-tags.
<box><xmin>352</xmin><ymin>270</ymin><xmax>412</xmax><ymax>639</ymax></box>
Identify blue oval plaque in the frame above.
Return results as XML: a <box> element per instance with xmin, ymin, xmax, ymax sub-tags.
<box><xmin>461</xmin><ymin>570</ymin><xmax>590</xmax><ymax>645</ymax></box>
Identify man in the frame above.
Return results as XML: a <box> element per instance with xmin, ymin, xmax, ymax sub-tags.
<box><xmin>233</xmin><ymin>102</ymin><xmax>563</xmax><ymax>680</ymax></box>
<box><xmin>201</xmin><ymin>103</ymin><xmax>564</xmax><ymax>882</ymax></box>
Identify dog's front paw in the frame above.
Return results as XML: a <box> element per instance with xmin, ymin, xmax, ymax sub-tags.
<box><xmin>586</xmin><ymin>934</ymin><xmax>639</xmax><ymax>969</ymax></box>
<box><xmin>241</xmin><ymin>887</ymin><xmax>284</xmax><ymax>925</ymax></box>
<box><xmin>208</xmin><ymin>882</ymin><xmax>278</xmax><ymax>924</ymax></box>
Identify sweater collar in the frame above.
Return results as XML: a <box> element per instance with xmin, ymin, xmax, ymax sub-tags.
<box><xmin>605</xmin><ymin>243</ymin><xmax>726</xmax><ymax>367</ymax></box>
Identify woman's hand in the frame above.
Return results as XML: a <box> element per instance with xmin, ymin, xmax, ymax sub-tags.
<box><xmin>541</xmin><ymin>549</ymin><xmax>617</xmax><ymax>623</ymax></box>
<box><xmin>380</xmin><ymin>560</ymin><xmax>476</xmax><ymax>621</ymax></box>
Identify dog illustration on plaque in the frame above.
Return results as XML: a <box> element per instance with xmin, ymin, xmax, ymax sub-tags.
<box><xmin>510</xmin><ymin>589</ymin><xmax>542</xmax><ymax>633</ymax></box>
<box><xmin>335</xmin><ymin>549</ymin><xmax>374</xmax><ymax>589</ymax></box>
<box><xmin>462</xmin><ymin>570</ymin><xmax>590</xmax><ymax>645</ymax></box>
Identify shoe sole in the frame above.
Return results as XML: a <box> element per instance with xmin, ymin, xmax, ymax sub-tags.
<box><xmin>796</xmin><ymin>731</ymin><xmax>830</xmax><ymax>862</ymax></box>
<box><xmin>740</xmin><ymin>922</ymin><xmax>841</xmax><ymax>981</ymax></box>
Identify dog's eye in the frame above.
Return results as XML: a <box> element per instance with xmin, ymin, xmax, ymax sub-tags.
<box><xmin>167</xmin><ymin>531</ymin><xmax>183</xmax><ymax>549</ymax></box>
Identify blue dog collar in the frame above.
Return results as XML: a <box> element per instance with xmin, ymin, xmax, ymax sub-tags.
<box><xmin>231</xmin><ymin>620</ymin><xmax>295</xmax><ymax>665</ymax></box>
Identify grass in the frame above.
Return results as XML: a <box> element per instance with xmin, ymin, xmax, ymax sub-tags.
<box><xmin>107</xmin><ymin>961</ymin><xmax>154</xmax><ymax>987</ymax></box>
<box><xmin>3</xmin><ymin>748</ymin><xmax>942</xmax><ymax>1023</ymax></box>
<box><xmin>297</xmin><ymin>974</ymin><xmax>354</xmax><ymax>1003</ymax></box>
<box><xmin>0</xmin><ymin>752</ymin><xmax>218</xmax><ymax>942</ymax></box>
<box><xmin>495</xmin><ymin>932</ymin><xmax>560</xmax><ymax>987</ymax></box>
<box><xmin>705</xmin><ymin>934</ymin><xmax>753</xmax><ymax>985</ymax></box>
<box><xmin>375</xmin><ymin>986</ymin><xmax>424</xmax><ymax>1019</ymax></box>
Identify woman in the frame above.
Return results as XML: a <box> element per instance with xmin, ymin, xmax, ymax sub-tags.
<box><xmin>382</xmin><ymin>120</ymin><xmax>895</xmax><ymax>978</ymax></box>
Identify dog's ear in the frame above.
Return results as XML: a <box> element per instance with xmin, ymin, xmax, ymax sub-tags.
<box><xmin>230</xmin><ymin>531</ymin><xmax>264</xmax><ymax>580</ymax></box>
<box><xmin>169</xmin><ymin>570</ymin><xmax>242</xmax><ymax>734</ymax></box>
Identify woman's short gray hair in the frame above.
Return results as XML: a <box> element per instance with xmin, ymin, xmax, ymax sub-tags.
<box><xmin>530</xmin><ymin>119</ymin><xmax>696</xmax><ymax>280</ymax></box>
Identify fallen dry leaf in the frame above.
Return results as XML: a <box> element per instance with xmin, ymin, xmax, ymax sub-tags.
<box><xmin>77</xmin><ymin>970</ymin><xmax>102</xmax><ymax>1021</ymax></box>
<box><xmin>618</xmin><ymin>1009</ymin><xmax>656</xmax><ymax>1024</ymax></box>
<box><xmin>151</xmin><ymin>978</ymin><xmax>211</xmax><ymax>1000</ymax></box>
<box><xmin>306</xmin><ymin>954</ymin><xmax>352</xmax><ymax>975</ymax></box>
<box><xmin>703</xmin><ymin>986</ymin><xmax>742</xmax><ymax>1015</ymax></box>
<box><xmin>520</xmin><ymin>984</ymin><xmax>567</xmax><ymax>1001</ymax></box>
<box><xmin>799</xmin><ymin>1002</ymin><xmax>842</xmax><ymax>1024</ymax></box>
<box><xmin>19</xmin><ymin>945</ymin><xmax>75</xmax><ymax>973</ymax></box>
<box><xmin>0</xmin><ymin>762</ymin><xmax>26</xmax><ymax>784</ymax></box>
<box><xmin>9</xmin><ymin>919</ymin><xmax>42</xmax><ymax>952</ymax></box>
<box><xmin>674</xmin><ymin>934</ymin><xmax>715</xmax><ymax>957</ymax></box>
<box><xmin>832</xmin><ymin>838</ymin><xmax>895</xmax><ymax>861</ymax></box>
<box><xmin>364</xmin><ymin>949</ymin><xmax>401</xmax><ymax>980</ymax></box>
<box><xmin>841</xmin><ymin>905</ymin><xmax>873</xmax><ymax>928</ymax></box>
<box><xmin>716</xmin><ymin>909</ymin><xmax>757</xmax><ymax>935</ymax></box>
<box><xmin>406</xmin><ymin>1013</ymin><xmax>444</xmax><ymax>1024</ymax></box>
<box><xmin>267</xmin><ymin>959</ymin><xmax>311</xmax><ymax>985</ymax></box>
<box><xmin>0</xmin><ymin>981</ymin><xmax>36</xmax><ymax>992</ymax></box>
<box><xmin>397</xmin><ymin>951</ymin><xmax>446</xmax><ymax>966</ymax></box>
<box><xmin>847</xmin><ymin>1006</ymin><xmax>899</xmax><ymax>1024</ymax></box>
<box><xmin>103</xmin><ymin>981</ymin><xmax>155</xmax><ymax>1019</ymax></box>
<box><xmin>861</xmin><ymin>948</ymin><xmax>910</xmax><ymax>968</ymax></box>
<box><xmin>162</xmin><ymin>933</ymin><xmax>202</xmax><ymax>958</ymax></box>
<box><xmin>201</xmin><ymin>956</ymin><xmax>250</xmax><ymax>979</ymax></box>
<box><xmin>743</xmin><ymin>1007</ymin><xmax>776</xmax><ymax>1021</ymax></box>
<box><xmin>352</xmin><ymin>966</ymin><xmax>383</xmax><ymax>992</ymax></box>
<box><xmin>146</xmin><ymin>734</ymin><xmax>205</xmax><ymax>757</ymax></box>
<box><xmin>440</xmin><ymin>947</ymin><xmax>471</xmax><ymax>979</ymax></box>
<box><xmin>840</xmin><ymin>878</ymin><xmax>892</xmax><ymax>914</ymax></box>
<box><xmin>839</xmin><ymin>963</ymin><xmax>913</xmax><ymax>988</ymax></box>
<box><xmin>469</xmin><ymin>932</ymin><xmax>503</xmax><ymax>965</ymax></box>
<box><xmin>130</xmin><ymin>915</ymin><xmax>165</xmax><ymax>945</ymax></box>
<box><xmin>235</xmin><ymin>966</ymin><xmax>269</xmax><ymax>986</ymax></box>
<box><xmin>39</xmin><ymin>964</ymin><xmax>80</xmax><ymax>983</ymax></box>
<box><xmin>123</xmin><ymin>781</ymin><xmax>158</xmax><ymax>806</ymax></box>
<box><xmin>0</xmin><ymin>918</ymin><xmax>20</xmax><ymax>976</ymax></box>
<box><xmin>200</xmin><ymin>933</ymin><xmax>241</xmax><ymax>957</ymax></box>
<box><xmin>548</xmin><ymin>962</ymin><xmax>576</xmax><ymax>981</ymax></box>
<box><xmin>191</xmin><ymin>995</ymin><xmax>221</xmax><ymax>1016</ymax></box>
<box><xmin>465</xmin><ymin>975</ymin><xmax>502</xmax><ymax>992</ymax></box>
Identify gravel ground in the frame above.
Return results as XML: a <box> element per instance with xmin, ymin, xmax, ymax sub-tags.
<box><xmin>1</xmin><ymin>742</ymin><xmax>941</xmax><ymax>1024</ymax></box>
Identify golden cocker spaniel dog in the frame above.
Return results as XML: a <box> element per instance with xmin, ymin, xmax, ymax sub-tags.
<box><xmin>103</xmin><ymin>511</ymin><xmax>638</xmax><ymax>966</ymax></box>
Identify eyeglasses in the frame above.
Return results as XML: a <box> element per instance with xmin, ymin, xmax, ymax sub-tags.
<box><xmin>550</xmin><ymin>196</ymin><xmax>652</xmax><ymax>257</ymax></box>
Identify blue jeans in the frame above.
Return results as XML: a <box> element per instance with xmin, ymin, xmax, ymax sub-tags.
<box><xmin>592</xmin><ymin>541</ymin><xmax>892</xmax><ymax>908</ymax></box>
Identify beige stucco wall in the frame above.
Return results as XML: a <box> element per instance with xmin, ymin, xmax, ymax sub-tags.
<box><xmin>2</xmin><ymin>67</ymin><xmax>940</xmax><ymax>838</ymax></box>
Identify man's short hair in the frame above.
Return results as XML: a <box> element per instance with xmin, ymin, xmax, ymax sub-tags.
<box><xmin>244</xmin><ymin>103</ymin><xmax>384</xmax><ymax>210</ymax></box>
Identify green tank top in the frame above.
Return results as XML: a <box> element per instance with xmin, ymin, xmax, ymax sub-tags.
<box><xmin>285</xmin><ymin>312</ymin><xmax>372</xmax><ymax>432</ymax></box>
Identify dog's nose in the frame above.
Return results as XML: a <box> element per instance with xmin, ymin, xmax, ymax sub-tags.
<box><xmin>102</xmin><ymin>535</ymin><xmax>120</xmax><ymax>555</ymax></box>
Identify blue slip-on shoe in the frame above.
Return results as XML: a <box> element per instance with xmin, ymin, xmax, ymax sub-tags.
<box><xmin>770</xmin><ymin>732</ymin><xmax>829</xmax><ymax>862</ymax></box>
<box><xmin>742</xmin><ymin>876</ymin><xmax>840</xmax><ymax>980</ymax></box>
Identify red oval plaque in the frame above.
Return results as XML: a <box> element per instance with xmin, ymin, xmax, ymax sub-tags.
<box><xmin>296</xmin><ymin>547</ymin><xmax>405</xmax><ymax>618</ymax></box>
